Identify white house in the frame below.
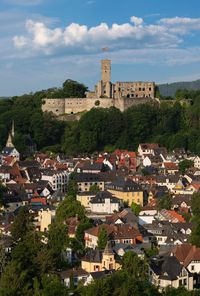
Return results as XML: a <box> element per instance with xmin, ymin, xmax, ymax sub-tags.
<box><xmin>143</xmin><ymin>156</ymin><xmax>152</xmax><ymax>167</ymax></box>
<box><xmin>138</xmin><ymin>143</ymin><xmax>159</xmax><ymax>158</ymax></box>
<box><xmin>41</xmin><ymin>169</ymin><xmax>69</xmax><ymax>193</ymax></box>
<box><xmin>187</xmin><ymin>156</ymin><xmax>200</xmax><ymax>169</ymax></box>
<box><xmin>149</xmin><ymin>255</ymin><xmax>193</xmax><ymax>291</ymax></box>
<box><xmin>89</xmin><ymin>191</ymin><xmax>120</xmax><ymax>214</ymax></box>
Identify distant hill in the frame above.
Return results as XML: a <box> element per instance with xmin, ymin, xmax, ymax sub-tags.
<box><xmin>0</xmin><ymin>97</ymin><xmax>10</xmax><ymax>100</ymax></box>
<box><xmin>158</xmin><ymin>79</ymin><xmax>200</xmax><ymax>97</ymax></box>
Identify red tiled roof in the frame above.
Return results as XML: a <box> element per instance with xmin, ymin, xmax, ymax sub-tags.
<box><xmin>31</xmin><ymin>197</ymin><xmax>47</xmax><ymax>205</ymax></box>
<box><xmin>139</xmin><ymin>143</ymin><xmax>159</xmax><ymax>149</ymax></box>
<box><xmin>173</xmin><ymin>243</ymin><xmax>200</xmax><ymax>267</ymax></box>
<box><xmin>85</xmin><ymin>223</ymin><xmax>141</xmax><ymax>241</ymax></box>
<box><xmin>160</xmin><ymin>209</ymin><xmax>185</xmax><ymax>223</ymax></box>
<box><xmin>163</xmin><ymin>162</ymin><xmax>178</xmax><ymax>170</ymax></box>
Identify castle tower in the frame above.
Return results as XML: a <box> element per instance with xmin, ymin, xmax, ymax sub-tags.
<box><xmin>101</xmin><ymin>59</ymin><xmax>111</xmax><ymax>82</ymax></box>
<box><xmin>96</xmin><ymin>59</ymin><xmax>112</xmax><ymax>98</ymax></box>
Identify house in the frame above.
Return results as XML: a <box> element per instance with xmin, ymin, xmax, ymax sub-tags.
<box><xmin>75</xmin><ymin>173</ymin><xmax>105</xmax><ymax>192</ymax></box>
<box><xmin>81</xmin><ymin>242</ymin><xmax>120</xmax><ymax>273</ymax></box>
<box><xmin>89</xmin><ymin>191</ymin><xmax>120</xmax><ymax>214</ymax></box>
<box><xmin>106</xmin><ymin>177</ymin><xmax>144</xmax><ymax>206</ymax></box>
<box><xmin>112</xmin><ymin>243</ymin><xmax>144</xmax><ymax>258</ymax></box>
<box><xmin>58</xmin><ymin>268</ymin><xmax>89</xmax><ymax>288</ymax></box>
<box><xmin>143</xmin><ymin>221</ymin><xmax>189</xmax><ymax>246</ymax></box>
<box><xmin>138</xmin><ymin>143</ymin><xmax>159</xmax><ymax>158</ymax></box>
<box><xmin>84</xmin><ymin>223</ymin><xmax>142</xmax><ymax>249</ymax></box>
<box><xmin>172</xmin><ymin>243</ymin><xmax>200</xmax><ymax>276</ymax></box>
<box><xmin>172</xmin><ymin>195</ymin><xmax>192</xmax><ymax>212</ymax></box>
<box><xmin>76</xmin><ymin>160</ymin><xmax>105</xmax><ymax>174</ymax></box>
<box><xmin>41</xmin><ymin>169</ymin><xmax>69</xmax><ymax>193</ymax></box>
<box><xmin>155</xmin><ymin>175</ymin><xmax>179</xmax><ymax>191</ymax></box>
<box><xmin>187</xmin><ymin>156</ymin><xmax>200</xmax><ymax>169</ymax></box>
<box><xmin>149</xmin><ymin>255</ymin><xmax>193</xmax><ymax>291</ymax></box>
<box><xmin>76</xmin><ymin>192</ymin><xmax>96</xmax><ymax>209</ymax></box>
<box><xmin>162</xmin><ymin>162</ymin><xmax>179</xmax><ymax>175</ymax></box>
<box><xmin>157</xmin><ymin>210</ymin><xmax>185</xmax><ymax>223</ymax></box>
<box><xmin>114</xmin><ymin>150</ymin><xmax>137</xmax><ymax>172</ymax></box>
<box><xmin>84</xmin><ymin>269</ymin><xmax>115</xmax><ymax>286</ymax></box>
<box><xmin>106</xmin><ymin>208</ymin><xmax>139</xmax><ymax>226</ymax></box>
<box><xmin>21</xmin><ymin>205</ymin><xmax>56</xmax><ymax>232</ymax></box>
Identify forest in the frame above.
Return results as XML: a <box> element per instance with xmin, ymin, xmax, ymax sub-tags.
<box><xmin>0</xmin><ymin>82</ymin><xmax>200</xmax><ymax>156</ymax></box>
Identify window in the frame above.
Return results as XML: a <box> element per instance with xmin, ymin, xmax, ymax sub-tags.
<box><xmin>191</xmin><ymin>265</ymin><xmax>195</xmax><ymax>271</ymax></box>
<box><xmin>184</xmin><ymin>279</ymin><xmax>187</xmax><ymax>286</ymax></box>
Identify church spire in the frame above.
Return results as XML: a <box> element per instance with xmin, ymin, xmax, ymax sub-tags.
<box><xmin>6</xmin><ymin>132</ymin><xmax>14</xmax><ymax>148</ymax></box>
<box><xmin>11</xmin><ymin>120</ymin><xmax>15</xmax><ymax>138</ymax></box>
<box><xmin>6</xmin><ymin>121</ymin><xmax>15</xmax><ymax>148</ymax></box>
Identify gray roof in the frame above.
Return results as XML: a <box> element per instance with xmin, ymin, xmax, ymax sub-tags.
<box><xmin>90</xmin><ymin>191</ymin><xmax>119</xmax><ymax>204</ymax></box>
<box><xmin>2</xmin><ymin>147</ymin><xmax>18</xmax><ymax>155</ymax></box>
<box><xmin>150</xmin><ymin>255</ymin><xmax>183</xmax><ymax>280</ymax></box>
<box><xmin>106</xmin><ymin>177</ymin><xmax>142</xmax><ymax>192</ymax></box>
<box><xmin>90</xmin><ymin>269</ymin><xmax>115</xmax><ymax>279</ymax></box>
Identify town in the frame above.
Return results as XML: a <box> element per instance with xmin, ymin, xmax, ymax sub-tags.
<box><xmin>1</xmin><ymin>123</ymin><xmax>200</xmax><ymax>295</ymax></box>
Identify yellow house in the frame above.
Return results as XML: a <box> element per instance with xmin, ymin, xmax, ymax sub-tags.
<box><xmin>106</xmin><ymin>177</ymin><xmax>143</xmax><ymax>206</ymax></box>
<box><xmin>81</xmin><ymin>242</ymin><xmax>121</xmax><ymax>273</ymax></box>
<box><xmin>76</xmin><ymin>192</ymin><xmax>95</xmax><ymax>209</ymax></box>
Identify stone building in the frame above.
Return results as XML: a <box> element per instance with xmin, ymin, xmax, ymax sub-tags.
<box><xmin>42</xmin><ymin>59</ymin><xmax>155</xmax><ymax>115</ymax></box>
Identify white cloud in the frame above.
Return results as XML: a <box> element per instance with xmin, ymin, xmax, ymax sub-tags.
<box><xmin>13</xmin><ymin>36</ymin><xmax>27</xmax><ymax>48</ymax></box>
<box><xmin>159</xmin><ymin>17</ymin><xmax>200</xmax><ymax>34</ymax></box>
<box><xmin>13</xmin><ymin>15</ymin><xmax>186</xmax><ymax>54</ymax></box>
<box><xmin>130</xmin><ymin>16</ymin><xmax>143</xmax><ymax>26</ymax></box>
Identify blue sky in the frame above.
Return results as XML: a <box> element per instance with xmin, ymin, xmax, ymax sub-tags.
<box><xmin>1</xmin><ymin>0</ymin><xmax>200</xmax><ymax>96</ymax></box>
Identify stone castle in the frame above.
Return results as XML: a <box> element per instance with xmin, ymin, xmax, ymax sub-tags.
<box><xmin>42</xmin><ymin>59</ymin><xmax>155</xmax><ymax>115</ymax></box>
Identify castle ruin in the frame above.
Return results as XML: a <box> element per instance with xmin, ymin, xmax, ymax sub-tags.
<box><xmin>42</xmin><ymin>60</ymin><xmax>155</xmax><ymax>115</ymax></box>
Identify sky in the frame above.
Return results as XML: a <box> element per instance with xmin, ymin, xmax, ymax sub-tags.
<box><xmin>1</xmin><ymin>0</ymin><xmax>200</xmax><ymax>96</ymax></box>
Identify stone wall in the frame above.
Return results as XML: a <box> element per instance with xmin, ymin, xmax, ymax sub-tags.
<box><xmin>42</xmin><ymin>98</ymin><xmax>65</xmax><ymax>115</ymax></box>
<box><xmin>42</xmin><ymin>97</ymin><xmax>114</xmax><ymax>116</ymax></box>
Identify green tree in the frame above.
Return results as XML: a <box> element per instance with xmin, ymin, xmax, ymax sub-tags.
<box><xmin>0</xmin><ymin>261</ymin><xmax>32</xmax><ymax>296</ymax></box>
<box><xmin>121</xmin><ymin>251</ymin><xmax>148</xmax><ymax>279</ymax></box>
<box><xmin>191</xmin><ymin>192</ymin><xmax>200</xmax><ymax>216</ymax></box>
<box><xmin>62</xmin><ymin>79</ymin><xmax>88</xmax><ymax>98</ymax></box>
<box><xmin>47</xmin><ymin>222</ymin><xmax>68</xmax><ymax>269</ymax></box>
<box><xmin>40</xmin><ymin>274</ymin><xmax>68</xmax><ymax>296</ymax></box>
<box><xmin>0</xmin><ymin>183</ymin><xmax>7</xmax><ymax>207</ymax></box>
<box><xmin>190</xmin><ymin>193</ymin><xmax>200</xmax><ymax>247</ymax></box>
<box><xmin>89</xmin><ymin>184</ymin><xmax>100</xmax><ymax>193</ymax></box>
<box><xmin>75</xmin><ymin>219</ymin><xmax>92</xmax><ymax>245</ymax></box>
<box><xmin>157</xmin><ymin>194</ymin><xmax>172</xmax><ymax>211</ymax></box>
<box><xmin>178</xmin><ymin>159</ymin><xmax>194</xmax><ymax>175</ymax></box>
<box><xmin>97</xmin><ymin>227</ymin><xmax>108</xmax><ymax>249</ymax></box>
<box><xmin>11</xmin><ymin>207</ymin><xmax>32</xmax><ymax>241</ymax></box>
<box><xmin>56</xmin><ymin>196</ymin><xmax>86</xmax><ymax>223</ymax></box>
<box><xmin>131</xmin><ymin>202</ymin><xmax>141</xmax><ymax>216</ymax></box>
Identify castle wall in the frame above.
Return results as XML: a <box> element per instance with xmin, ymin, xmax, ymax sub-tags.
<box><xmin>42</xmin><ymin>98</ymin><xmax>65</xmax><ymax>115</ymax></box>
<box><xmin>123</xmin><ymin>97</ymin><xmax>156</xmax><ymax>111</ymax></box>
<box><xmin>42</xmin><ymin>97</ymin><xmax>114</xmax><ymax>116</ymax></box>
<box><xmin>64</xmin><ymin>98</ymin><xmax>87</xmax><ymax>114</ymax></box>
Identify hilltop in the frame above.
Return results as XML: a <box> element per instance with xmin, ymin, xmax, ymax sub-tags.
<box><xmin>159</xmin><ymin>79</ymin><xmax>200</xmax><ymax>97</ymax></box>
